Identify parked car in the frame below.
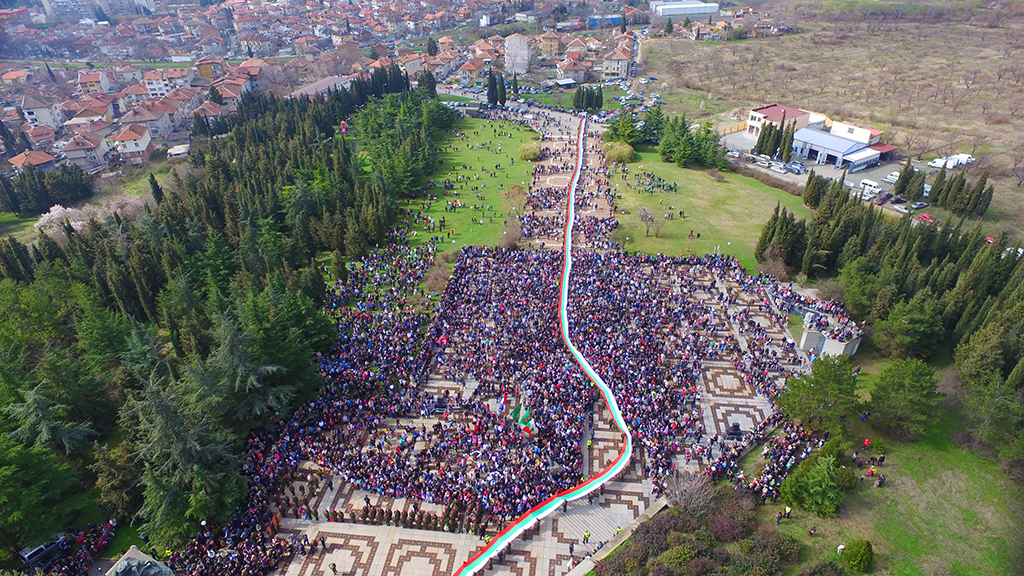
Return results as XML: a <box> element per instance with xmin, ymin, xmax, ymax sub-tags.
<box><xmin>771</xmin><ymin>165</ymin><xmax>788</xmax><ymax>175</ymax></box>
<box><xmin>874</xmin><ymin>192</ymin><xmax>893</xmax><ymax>205</ymax></box>
<box><xmin>786</xmin><ymin>162</ymin><xmax>807</xmax><ymax>175</ymax></box>
<box><xmin>860</xmin><ymin>191</ymin><xmax>876</xmax><ymax>201</ymax></box>
<box><xmin>756</xmin><ymin>160</ymin><xmax>770</xmax><ymax>168</ymax></box>
<box><xmin>727</xmin><ymin>149</ymin><xmax>742</xmax><ymax>158</ymax></box>
<box><xmin>882</xmin><ymin>171</ymin><xmax>901</xmax><ymax>184</ymax></box>
<box><xmin>890</xmin><ymin>196</ymin><xmax>907</xmax><ymax>204</ymax></box>
<box><xmin>918</xmin><ymin>213</ymin><xmax>936</xmax><ymax>223</ymax></box>
<box><xmin>911</xmin><ymin>201</ymin><xmax>929</xmax><ymax>210</ymax></box>
<box><xmin>895</xmin><ymin>205</ymin><xmax>910</xmax><ymax>214</ymax></box>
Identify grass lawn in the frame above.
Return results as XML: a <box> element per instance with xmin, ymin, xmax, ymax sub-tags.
<box><xmin>439</xmin><ymin>94</ymin><xmax>474</xmax><ymax>103</ymax></box>
<box><xmin>101</xmin><ymin>160</ymin><xmax>174</xmax><ymax>201</ymax></box>
<box><xmin>759</xmin><ymin>414</ymin><xmax>1024</xmax><ymax>576</ymax></box>
<box><xmin>406</xmin><ymin>116</ymin><xmax>538</xmax><ymax>254</ymax></box>
<box><xmin>0</xmin><ymin>211</ymin><xmax>38</xmax><ymax>242</ymax></box>
<box><xmin>613</xmin><ymin>145</ymin><xmax>812</xmax><ymax>271</ymax></box>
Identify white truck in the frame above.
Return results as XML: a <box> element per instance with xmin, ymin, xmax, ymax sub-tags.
<box><xmin>928</xmin><ymin>154</ymin><xmax>975</xmax><ymax>169</ymax></box>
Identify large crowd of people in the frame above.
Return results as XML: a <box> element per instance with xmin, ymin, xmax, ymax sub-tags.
<box><xmin>70</xmin><ymin>102</ymin><xmax>869</xmax><ymax>576</ymax></box>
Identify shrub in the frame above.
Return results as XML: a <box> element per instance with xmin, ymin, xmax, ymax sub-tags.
<box><xmin>708</xmin><ymin>514</ymin><xmax>744</xmax><ymax>542</ymax></box>
<box><xmin>693</xmin><ymin>528</ymin><xmax>714</xmax><ymax>546</ymax></box>
<box><xmin>683</xmin><ymin>556</ymin><xmax>718</xmax><ymax>576</ymax></box>
<box><xmin>517</xmin><ymin>141</ymin><xmax>541</xmax><ymax>161</ymax></box>
<box><xmin>705</xmin><ymin>168</ymin><xmax>725</xmax><ymax>182</ymax></box>
<box><xmin>753</xmin><ymin>527</ymin><xmax>801</xmax><ymax>562</ymax></box>
<box><xmin>871</xmin><ymin>438</ymin><xmax>886</xmax><ymax>455</ymax></box>
<box><xmin>844</xmin><ymin>540</ymin><xmax>873</xmax><ymax>572</ymax></box>
<box><xmin>836</xmin><ymin>465</ymin><xmax>857</xmax><ymax>493</ymax></box>
<box><xmin>604</xmin><ymin>140</ymin><xmax>636</xmax><ymax>163</ymax></box>
<box><xmin>649</xmin><ymin>544</ymin><xmax>697</xmax><ymax>571</ymax></box>
<box><xmin>819</xmin><ymin>436</ymin><xmax>852</xmax><ymax>463</ymax></box>
<box><xmin>800</xmin><ymin>560</ymin><xmax>848</xmax><ymax>576</ymax></box>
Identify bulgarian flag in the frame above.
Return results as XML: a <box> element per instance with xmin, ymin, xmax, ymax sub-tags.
<box><xmin>510</xmin><ymin>404</ymin><xmax>537</xmax><ymax>434</ymax></box>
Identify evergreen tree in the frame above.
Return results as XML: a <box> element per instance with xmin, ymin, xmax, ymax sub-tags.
<box><xmin>780</xmin><ymin>121</ymin><xmax>795</xmax><ymax>163</ymax></box>
<box><xmin>872</xmin><ymin>358</ymin><xmax>940</xmax><ymax>438</ymax></box>
<box><xmin>778</xmin><ymin>355</ymin><xmax>858</xmax><ymax>433</ymax></box>
<box><xmin>892</xmin><ymin>158</ymin><xmax>914</xmax><ymax>198</ymax></box>
<box><xmin>486</xmin><ymin>70</ymin><xmax>498</xmax><ymax>105</ymax></box>
<box><xmin>497</xmin><ymin>73</ymin><xmax>507</xmax><ymax>106</ymax></box>
<box><xmin>512</xmin><ymin>73</ymin><xmax>519</xmax><ymax>97</ymax></box>
<box><xmin>426</xmin><ymin>37</ymin><xmax>439</xmax><ymax>56</ymax></box>
<box><xmin>209</xmin><ymin>86</ymin><xmax>225</xmax><ymax>105</ymax></box>
<box><xmin>148</xmin><ymin>173</ymin><xmax>164</xmax><ymax>204</ymax></box>
<box><xmin>665</xmin><ymin>18</ymin><xmax>674</xmax><ymax>35</ymax></box>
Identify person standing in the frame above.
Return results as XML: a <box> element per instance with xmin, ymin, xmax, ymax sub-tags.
<box><xmin>583</xmin><ymin>531</ymin><xmax>590</xmax><ymax>544</ymax></box>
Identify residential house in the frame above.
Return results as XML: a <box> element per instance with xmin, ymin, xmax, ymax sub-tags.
<box><xmin>458</xmin><ymin>58</ymin><xmax>488</xmax><ymax>86</ymax></box>
<box><xmin>8</xmin><ymin>150</ymin><xmax>58</xmax><ymax>172</ymax></box>
<box><xmin>63</xmin><ymin>133</ymin><xmax>110</xmax><ymax>168</ymax></box>
<box><xmin>78</xmin><ymin>70</ymin><xmax>111</xmax><ymax>94</ymax></box>
<box><xmin>21</xmin><ymin>95</ymin><xmax>66</xmax><ymax>129</ymax></box>
<box><xmin>504</xmin><ymin>33</ymin><xmax>530</xmax><ymax>75</ymax></box>
<box><xmin>557</xmin><ymin>58</ymin><xmax>586</xmax><ymax>84</ymax></box>
<box><xmin>191</xmin><ymin>100</ymin><xmax>223</xmax><ymax>128</ymax></box>
<box><xmin>107</xmin><ymin>123</ymin><xmax>153</xmax><ymax>165</ymax></box>
<box><xmin>25</xmin><ymin>125</ymin><xmax>56</xmax><ymax>148</ymax></box>
<box><xmin>119</xmin><ymin>105</ymin><xmax>172</xmax><ymax>138</ymax></box>
<box><xmin>1</xmin><ymin>69</ymin><xmax>31</xmax><ymax>84</ymax></box>
<box><xmin>746</xmin><ymin>103</ymin><xmax>810</xmax><ymax>137</ymax></box>
<box><xmin>601</xmin><ymin>49</ymin><xmax>631</xmax><ymax>79</ymax></box>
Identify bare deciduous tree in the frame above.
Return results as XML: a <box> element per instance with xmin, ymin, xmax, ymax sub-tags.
<box><xmin>665</xmin><ymin>471</ymin><xmax>716</xmax><ymax>516</ymax></box>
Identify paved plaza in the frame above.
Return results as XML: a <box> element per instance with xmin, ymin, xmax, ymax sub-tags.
<box><xmin>274</xmin><ymin>111</ymin><xmax>800</xmax><ymax>576</ymax></box>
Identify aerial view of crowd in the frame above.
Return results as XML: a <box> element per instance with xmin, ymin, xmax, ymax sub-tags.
<box><xmin>144</xmin><ymin>103</ymin><xmax>875</xmax><ymax>576</ymax></box>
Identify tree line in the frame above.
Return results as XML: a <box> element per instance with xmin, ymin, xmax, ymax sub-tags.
<box><xmin>0</xmin><ymin>77</ymin><xmax>457</xmax><ymax>551</ymax></box>
<box><xmin>755</xmin><ymin>173</ymin><xmax>1023</xmax><ymax>476</ymax></box>
<box><xmin>572</xmin><ymin>86</ymin><xmax>603</xmax><ymax>113</ymax></box>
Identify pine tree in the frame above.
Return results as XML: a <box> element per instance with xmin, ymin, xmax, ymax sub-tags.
<box><xmin>781</xmin><ymin>121</ymin><xmax>795</xmax><ymax>163</ymax></box>
<box><xmin>665</xmin><ymin>18</ymin><xmax>674</xmax><ymax>35</ymax></box>
<box><xmin>512</xmin><ymin>73</ymin><xmax>519</xmax><ymax>97</ymax></box>
<box><xmin>209</xmin><ymin>86</ymin><xmax>225</xmax><ymax>105</ymax></box>
<box><xmin>497</xmin><ymin>73</ymin><xmax>507</xmax><ymax>106</ymax></box>
<box><xmin>148</xmin><ymin>173</ymin><xmax>164</xmax><ymax>205</ymax></box>
<box><xmin>426</xmin><ymin>37</ymin><xmax>439</xmax><ymax>56</ymax></box>
<box><xmin>486</xmin><ymin>70</ymin><xmax>498</xmax><ymax>105</ymax></box>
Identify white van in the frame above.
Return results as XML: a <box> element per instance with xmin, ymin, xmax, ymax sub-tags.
<box><xmin>860</xmin><ymin>179</ymin><xmax>880</xmax><ymax>190</ymax></box>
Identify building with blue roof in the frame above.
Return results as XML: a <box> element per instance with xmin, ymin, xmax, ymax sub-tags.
<box><xmin>792</xmin><ymin>127</ymin><xmax>869</xmax><ymax>168</ymax></box>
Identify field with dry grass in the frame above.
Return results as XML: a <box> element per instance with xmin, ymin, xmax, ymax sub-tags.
<box><xmin>642</xmin><ymin>3</ymin><xmax>1024</xmax><ymax>235</ymax></box>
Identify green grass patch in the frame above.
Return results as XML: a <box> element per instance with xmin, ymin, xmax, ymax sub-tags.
<box><xmin>407</xmin><ymin>117</ymin><xmax>538</xmax><ymax>254</ymax></box>
<box><xmin>0</xmin><ymin>211</ymin><xmax>38</xmax><ymax>242</ymax></box>
<box><xmin>613</xmin><ymin>145</ymin><xmax>812</xmax><ymax>271</ymax></box>
<box><xmin>439</xmin><ymin>94</ymin><xmax>474</xmax><ymax>103</ymax></box>
<box><xmin>788</xmin><ymin>313</ymin><xmax>805</xmax><ymax>344</ymax></box>
<box><xmin>767</xmin><ymin>414</ymin><xmax>1024</xmax><ymax>575</ymax></box>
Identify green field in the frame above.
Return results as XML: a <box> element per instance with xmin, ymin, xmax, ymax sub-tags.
<box><xmin>731</xmin><ymin>344</ymin><xmax>1024</xmax><ymax>575</ymax></box>
<box><xmin>750</xmin><ymin>415</ymin><xmax>1024</xmax><ymax>575</ymax></box>
<box><xmin>614</xmin><ymin>145</ymin><xmax>813</xmax><ymax>271</ymax></box>
<box><xmin>0</xmin><ymin>212</ymin><xmax>38</xmax><ymax>243</ymax></box>
<box><xmin>407</xmin><ymin>116</ymin><xmax>539</xmax><ymax>253</ymax></box>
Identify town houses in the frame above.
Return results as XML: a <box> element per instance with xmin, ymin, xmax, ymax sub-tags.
<box><xmin>0</xmin><ymin>0</ymin><xmax>650</xmax><ymax>172</ymax></box>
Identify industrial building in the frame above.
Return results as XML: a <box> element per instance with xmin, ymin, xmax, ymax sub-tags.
<box><xmin>650</xmin><ymin>1</ymin><xmax>720</xmax><ymax>18</ymax></box>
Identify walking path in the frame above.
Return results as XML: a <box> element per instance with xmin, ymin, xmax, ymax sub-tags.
<box><xmin>274</xmin><ymin>107</ymin><xmax>797</xmax><ymax>576</ymax></box>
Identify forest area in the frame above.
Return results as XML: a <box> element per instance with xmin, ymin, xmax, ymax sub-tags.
<box><xmin>0</xmin><ymin>63</ymin><xmax>456</xmax><ymax>553</ymax></box>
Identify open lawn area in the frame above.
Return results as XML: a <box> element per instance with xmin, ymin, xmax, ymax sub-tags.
<box><xmin>735</xmin><ymin>345</ymin><xmax>1024</xmax><ymax>575</ymax></box>
<box><xmin>524</xmin><ymin>85</ymin><xmax>627</xmax><ymax>112</ymax></box>
<box><xmin>752</xmin><ymin>414</ymin><xmax>1024</xmax><ymax>576</ymax></box>
<box><xmin>0</xmin><ymin>211</ymin><xmax>39</xmax><ymax>243</ymax></box>
<box><xmin>613</xmin><ymin>145</ymin><xmax>812</xmax><ymax>271</ymax></box>
<box><xmin>407</xmin><ymin>116</ymin><xmax>538</xmax><ymax>254</ymax></box>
